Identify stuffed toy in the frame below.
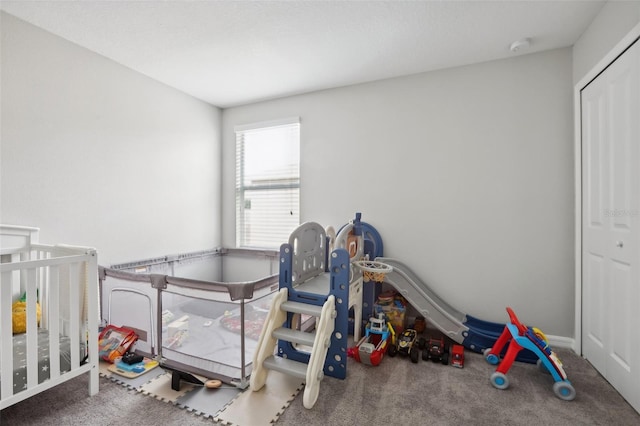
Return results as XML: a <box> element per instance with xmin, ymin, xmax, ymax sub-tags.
<box><xmin>12</xmin><ymin>298</ymin><xmax>41</xmax><ymax>334</ymax></box>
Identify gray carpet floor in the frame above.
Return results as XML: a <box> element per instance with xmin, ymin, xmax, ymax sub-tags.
<box><xmin>279</xmin><ymin>347</ymin><xmax>640</xmax><ymax>426</ymax></box>
<box><xmin>2</xmin><ymin>347</ymin><xmax>639</xmax><ymax>425</ymax></box>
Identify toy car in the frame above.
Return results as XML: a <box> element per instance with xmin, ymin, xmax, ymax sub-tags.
<box><xmin>388</xmin><ymin>328</ymin><xmax>419</xmax><ymax>363</ymax></box>
<box><xmin>422</xmin><ymin>336</ymin><xmax>449</xmax><ymax>365</ymax></box>
<box><xmin>348</xmin><ymin>313</ymin><xmax>395</xmax><ymax>366</ymax></box>
<box><xmin>483</xmin><ymin>307</ymin><xmax>576</xmax><ymax>401</ymax></box>
<box><xmin>451</xmin><ymin>344</ymin><xmax>464</xmax><ymax>368</ymax></box>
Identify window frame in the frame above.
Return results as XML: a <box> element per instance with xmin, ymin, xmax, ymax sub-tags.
<box><xmin>234</xmin><ymin>117</ymin><xmax>300</xmax><ymax>249</ymax></box>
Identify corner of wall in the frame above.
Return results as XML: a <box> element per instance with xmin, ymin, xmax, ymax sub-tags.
<box><xmin>573</xmin><ymin>0</ymin><xmax>640</xmax><ymax>84</ymax></box>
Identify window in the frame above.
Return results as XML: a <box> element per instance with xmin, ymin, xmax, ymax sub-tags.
<box><xmin>235</xmin><ymin>117</ymin><xmax>300</xmax><ymax>249</ymax></box>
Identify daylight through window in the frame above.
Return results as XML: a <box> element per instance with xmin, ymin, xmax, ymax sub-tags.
<box><xmin>235</xmin><ymin>118</ymin><xmax>300</xmax><ymax>249</ymax></box>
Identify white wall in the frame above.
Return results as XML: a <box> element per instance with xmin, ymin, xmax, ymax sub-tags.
<box><xmin>573</xmin><ymin>0</ymin><xmax>640</xmax><ymax>84</ymax></box>
<box><xmin>0</xmin><ymin>13</ymin><xmax>222</xmax><ymax>265</ymax></box>
<box><xmin>0</xmin><ymin>10</ymin><xmax>584</xmax><ymax>338</ymax></box>
<box><xmin>222</xmin><ymin>48</ymin><xmax>575</xmax><ymax>336</ymax></box>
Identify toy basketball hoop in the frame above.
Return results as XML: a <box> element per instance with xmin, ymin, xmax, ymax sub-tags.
<box><xmin>353</xmin><ymin>260</ymin><xmax>393</xmax><ymax>283</ymax></box>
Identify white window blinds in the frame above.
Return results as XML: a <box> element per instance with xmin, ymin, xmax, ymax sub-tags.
<box><xmin>235</xmin><ymin>118</ymin><xmax>300</xmax><ymax>249</ymax></box>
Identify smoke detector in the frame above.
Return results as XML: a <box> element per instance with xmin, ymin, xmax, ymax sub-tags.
<box><xmin>510</xmin><ymin>38</ymin><xmax>531</xmax><ymax>53</ymax></box>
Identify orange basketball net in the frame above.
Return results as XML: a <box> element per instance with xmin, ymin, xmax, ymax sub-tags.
<box><xmin>353</xmin><ymin>260</ymin><xmax>393</xmax><ymax>283</ymax></box>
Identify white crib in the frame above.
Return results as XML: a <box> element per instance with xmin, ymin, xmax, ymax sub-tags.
<box><xmin>0</xmin><ymin>225</ymin><xmax>99</xmax><ymax>411</ymax></box>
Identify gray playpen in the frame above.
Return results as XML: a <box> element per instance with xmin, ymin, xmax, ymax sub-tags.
<box><xmin>99</xmin><ymin>248</ymin><xmax>279</xmax><ymax>388</ymax></box>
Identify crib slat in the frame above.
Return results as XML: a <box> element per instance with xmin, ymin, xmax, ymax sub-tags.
<box><xmin>86</xmin><ymin>252</ymin><xmax>99</xmax><ymax>396</ymax></box>
<box><xmin>69</xmin><ymin>262</ymin><xmax>80</xmax><ymax>369</ymax></box>
<box><xmin>10</xmin><ymin>256</ymin><xmax>20</xmax><ymax>300</ymax></box>
<box><xmin>26</xmin><ymin>268</ymin><xmax>38</xmax><ymax>391</ymax></box>
<box><xmin>1</xmin><ymin>271</ymin><xmax>14</xmax><ymax>398</ymax></box>
<box><xmin>38</xmin><ymin>250</ymin><xmax>49</xmax><ymax>329</ymax></box>
<box><xmin>48</xmin><ymin>265</ymin><xmax>61</xmax><ymax>379</ymax></box>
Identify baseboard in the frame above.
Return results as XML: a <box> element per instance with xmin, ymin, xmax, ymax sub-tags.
<box><xmin>546</xmin><ymin>334</ymin><xmax>575</xmax><ymax>350</ymax></box>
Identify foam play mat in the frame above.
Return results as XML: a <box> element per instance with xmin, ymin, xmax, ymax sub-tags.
<box><xmin>214</xmin><ymin>371</ymin><xmax>304</xmax><ymax>425</ymax></box>
<box><xmin>99</xmin><ymin>361</ymin><xmax>303</xmax><ymax>423</ymax></box>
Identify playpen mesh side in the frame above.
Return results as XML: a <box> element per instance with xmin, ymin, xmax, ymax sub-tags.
<box><xmin>101</xmin><ymin>249</ymin><xmax>279</xmax><ymax>383</ymax></box>
<box><xmin>160</xmin><ymin>288</ymin><xmax>275</xmax><ymax>381</ymax></box>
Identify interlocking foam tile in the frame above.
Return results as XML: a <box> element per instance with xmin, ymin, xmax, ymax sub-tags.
<box><xmin>111</xmin><ymin>367</ymin><xmax>166</xmax><ymax>390</ymax></box>
<box><xmin>215</xmin><ymin>372</ymin><xmax>304</xmax><ymax>426</ymax></box>
<box><xmin>175</xmin><ymin>384</ymin><xmax>241</xmax><ymax>419</ymax></box>
<box><xmin>98</xmin><ymin>361</ymin><xmax>113</xmax><ymax>378</ymax></box>
<box><xmin>139</xmin><ymin>372</ymin><xmax>196</xmax><ymax>403</ymax></box>
<box><xmin>101</xmin><ymin>362</ymin><xmax>266</xmax><ymax>422</ymax></box>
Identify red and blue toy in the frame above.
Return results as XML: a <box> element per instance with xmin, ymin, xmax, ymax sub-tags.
<box><xmin>483</xmin><ymin>307</ymin><xmax>576</xmax><ymax>401</ymax></box>
<box><xmin>349</xmin><ymin>313</ymin><xmax>395</xmax><ymax>366</ymax></box>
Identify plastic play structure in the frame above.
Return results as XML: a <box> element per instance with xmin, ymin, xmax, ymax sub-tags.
<box><xmin>252</xmin><ymin>213</ymin><xmax>372</xmax><ymax>409</ymax></box>
<box><xmin>252</xmin><ymin>213</ymin><xmax>564</xmax><ymax>409</ymax></box>
<box><xmin>374</xmin><ymin>257</ymin><xmax>539</xmax><ymax>363</ymax></box>
<box><xmin>483</xmin><ymin>307</ymin><xmax>576</xmax><ymax>401</ymax></box>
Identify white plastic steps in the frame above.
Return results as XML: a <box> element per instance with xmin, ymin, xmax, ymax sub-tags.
<box><xmin>301</xmin><ymin>295</ymin><xmax>336</xmax><ymax>408</ymax></box>
<box><xmin>262</xmin><ymin>355</ymin><xmax>308</xmax><ymax>380</ymax></box>
<box><xmin>251</xmin><ymin>287</ymin><xmax>336</xmax><ymax>409</ymax></box>
<box><xmin>281</xmin><ymin>301</ymin><xmax>323</xmax><ymax>317</ymax></box>
<box><xmin>272</xmin><ymin>327</ymin><xmax>316</xmax><ymax>347</ymax></box>
<box><xmin>267</xmin><ymin>302</ymin><xmax>321</xmax><ymax>379</ymax></box>
<box><xmin>250</xmin><ymin>289</ymin><xmax>288</xmax><ymax>393</ymax></box>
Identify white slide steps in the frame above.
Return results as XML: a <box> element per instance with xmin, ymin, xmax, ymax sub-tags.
<box><xmin>251</xmin><ymin>288</ymin><xmax>336</xmax><ymax>409</ymax></box>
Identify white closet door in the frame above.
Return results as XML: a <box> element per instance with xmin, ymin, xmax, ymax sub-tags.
<box><xmin>582</xmin><ymin>39</ymin><xmax>640</xmax><ymax>413</ymax></box>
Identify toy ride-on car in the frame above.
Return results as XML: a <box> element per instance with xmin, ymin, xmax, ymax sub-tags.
<box><xmin>349</xmin><ymin>313</ymin><xmax>395</xmax><ymax>366</ymax></box>
<box><xmin>422</xmin><ymin>336</ymin><xmax>449</xmax><ymax>365</ymax></box>
<box><xmin>388</xmin><ymin>328</ymin><xmax>420</xmax><ymax>363</ymax></box>
<box><xmin>483</xmin><ymin>307</ymin><xmax>576</xmax><ymax>401</ymax></box>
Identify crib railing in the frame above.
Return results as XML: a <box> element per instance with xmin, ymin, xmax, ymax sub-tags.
<box><xmin>0</xmin><ymin>229</ymin><xmax>99</xmax><ymax>410</ymax></box>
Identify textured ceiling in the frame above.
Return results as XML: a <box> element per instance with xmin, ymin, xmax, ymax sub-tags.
<box><xmin>0</xmin><ymin>0</ymin><xmax>605</xmax><ymax>108</ymax></box>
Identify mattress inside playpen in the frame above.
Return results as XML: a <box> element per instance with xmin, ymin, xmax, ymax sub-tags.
<box><xmin>0</xmin><ymin>329</ymin><xmax>85</xmax><ymax>399</ymax></box>
<box><xmin>161</xmin><ymin>291</ymin><xmax>274</xmax><ymax>380</ymax></box>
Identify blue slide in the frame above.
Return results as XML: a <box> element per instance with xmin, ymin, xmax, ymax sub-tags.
<box><xmin>375</xmin><ymin>257</ymin><xmax>537</xmax><ymax>363</ymax></box>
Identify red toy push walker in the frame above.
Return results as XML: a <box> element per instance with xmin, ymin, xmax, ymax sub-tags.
<box><xmin>483</xmin><ymin>307</ymin><xmax>576</xmax><ymax>401</ymax></box>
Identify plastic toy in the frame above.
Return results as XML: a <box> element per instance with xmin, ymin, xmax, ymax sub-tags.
<box><xmin>108</xmin><ymin>356</ymin><xmax>159</xmax><ymax>378</ymax></box>
<box><xmin>205</xmin><ymin>379</ymin><xmax>223</xmax><ymax>389</ymax></box>
<box><xmin>372</xmin><ymin>258</ymin><xmax>542</xmax><ymax>363</ymax></box>
<box><xmin>12</xmin><ymin>292</ymin><xmax>42</xmax><ymax>334</ymax></box>
<box><xmin>98</xmin><ymin>325</ymin><xmax>139</xmax><ymax>363</ymax></box>
<box><xmin>388</xmin><ymin>328</ymin><xmax>420</xmax><ymax>363</ymax></box>
<box><xmin>122</xmin><ymin>352</ymin><xmax>144</xmax><ymax>365</ymax></box>
<box><xmin>483</xmin><ymin>307</ymin><xmax>576</xmax><ymax>401</ymax></box>
<box><xmin>451</xmin><ymin>344</ymin><xmax>465</xmax><ymax>368</ymax></box>
<box><xmin>348</xmin><ymin>313</ymin><xmax>395</xmax><ymax>366</ymax></box>
<box><xmin>413</xmin><ymin>316</ymin><xmax>426</xmax><ymax>334</ymax></box>
<box><xmin>422</xmin><ymin>336</ymin><xmax>449</xmax><ymax>365</ymax></box>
